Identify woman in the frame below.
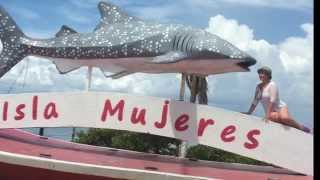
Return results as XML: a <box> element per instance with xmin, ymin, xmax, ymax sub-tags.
<box><xmin>243</xmin><ymin>66</ymin><xmax>310</xmax><ymax>133</ymax></box>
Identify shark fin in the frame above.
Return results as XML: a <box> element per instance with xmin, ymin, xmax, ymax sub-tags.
<box><xmin>55</xmin><ymin>25</ymin><xmax>77</xmax><ymax>37</ymax></box>
<box><xmin>52</xmin><ymin>59</ymin><xmax>82</xmax><ymax>74</ymax></box>
<box><xmin>0</xmin><ymin>6</ymin><xmax>27</xmax><ymax>78</ymax></box>
<box><xmin>101</xmin><ymin>69</ymin><xmax>134</xmax><ymax>79</ymax></box>
<box><xmin>151</xmin><ymin>51</ymin><xmax>188</xmax><ymax>64</ymax></box>
<box><xmin>94</xmin><ymin>2</ymin><xmax>139</xmax><ymax>31</ymax></box>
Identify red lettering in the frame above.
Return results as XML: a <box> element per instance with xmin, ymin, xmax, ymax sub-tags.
<box><xmin>32</xmin><ymin>96</ymin><xmax>38</xmax><ymax>120</ymax></box>
<box><xmin>44</xmin><ymin>102</ymin><xmax>58</xmax><ymax>119</ymax></box>
<box><xmin>15</xmin><ymin>104</ymin><xmax>26</xmax><ymax>120</ymax></box>
<box><xmin>101</xmin><ymin>99</ymin><xmax>124</xmax><ymax>122</ymax></box>
<box><xmin>221</xmin><ymin>125</ymin><xmax>236</xmax><ymax>142</ymax></box>
<box><xmin>198</xmin><ymin>118</ymin><xmax>215</xmax><ymax>136</ymax></box>
<box><xmin>131</xmin><ymin>107</ymin><xmax>146</xmax><ymax>125</ymax></box>
<box><xmin>174</xmin><ymin>114</ymin><xmax>189</xmax><ymax>131</ymax></box>
<box><xmin>244</xmin><ymin>129</ymin><xmax>260</xmax><ymax>149</ymax></box>
<box><xmin>2</xmin><ymin>101</ymin><xmax>8</xmax><ymax>121</ymax></box>
<box><xmin>154</xmin><ymin>100</ymin><xmax>169</xmax><ymax>129</ymax></box>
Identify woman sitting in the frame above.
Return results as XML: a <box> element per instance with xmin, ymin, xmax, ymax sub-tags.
<box><xmin>242</xmin><ymin>66</ymin><xmax>310</xmax><ymax>133</ymax></box>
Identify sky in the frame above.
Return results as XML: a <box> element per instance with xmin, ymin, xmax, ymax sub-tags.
<box><xmin>0</xmin><ymin>0</ymin><xmax>314</xmax><ymax>128</ymax></box>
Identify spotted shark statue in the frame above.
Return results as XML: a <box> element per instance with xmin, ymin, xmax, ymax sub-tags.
<box><xmin>0</xmin><ymin>1</ymin><xmax>256</xmax><ymax>79</ymax></box>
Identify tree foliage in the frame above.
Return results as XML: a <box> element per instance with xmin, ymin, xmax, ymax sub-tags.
<box><xmin>75</xmin><ymin>128</ymin><xmax>269</xmax><ymax>166</ymax></box>
<box><xmin>186</xmin><ymin>145</ymin><xmax>269</xmax><ymax>165</ymax></box>
<box><xmin>75</xmin><ymin>128</ymin><xmax>180</xmax><ymax>155</ymax></box>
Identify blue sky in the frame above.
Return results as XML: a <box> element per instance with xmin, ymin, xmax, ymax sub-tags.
<box><xmin>0</xmin><ymin>0</ymin><xmax>313</xmax><ymax>43</ymax></box>
<box><xmin>0</xmin><ymin>0</ymin><xmax>314</xmax><ymax>128</ymax></box>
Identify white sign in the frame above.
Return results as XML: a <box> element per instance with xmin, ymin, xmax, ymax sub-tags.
<box><xmin>0</xmin><ymin>92</ymin><xmax>313</xmax><ymax>176</ymax></box>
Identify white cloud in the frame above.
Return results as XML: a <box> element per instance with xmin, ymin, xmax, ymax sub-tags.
<box><xmin>279</xmin><ymin>23</ymin><xmax>313</xmax><ymax>73</ymax></box>
<box><xmin>277</xmin><ymin>24</ymin><xmax>313</xmax><ymax>118</ymax></box>
<box><xmin>206</xmin><ymin>15</ymin><xmax>254</xmax><ymax>51</ymax></box>
<box><xmin>91</xmin><ymin>70</ymin><xmax>182</xmax><ymax>99</ymax></box>
<box><xmin>0</xmin><ymin>57</ymin><xmax>88</xmax><ymax>93</ymax></box>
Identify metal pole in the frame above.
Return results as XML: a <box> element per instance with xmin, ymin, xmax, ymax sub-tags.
<box><xmin>178</xmin><ymin>73</ymin><xmax>188</xmax><ymax>158</ymax></box>
<box><xmin>72</xmin><ymin>66</ymin><xmax>93</xmax><ymax>141</ymax></box>
<box><xmin>85</xmin><ymin>66</ymin><xmax>93</xmax><ymax>91</ymax></box>
<box><xmin>179</xmin><ymin>73</ymin><xmax>186</xmax><ymax>101</ymax></box>
<box><xmin>39</xmin><ymin>128</ymin><xmax>44</xmax><ymax>136</ymax></box>
<box><xmin>71</xmin><ymin>127</ymin><xmax>76</xmax><ymax>141</ymax></box>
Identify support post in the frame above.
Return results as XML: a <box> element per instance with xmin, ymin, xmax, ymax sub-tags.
<box><xmin>178</xmin><ymin>73</ymin><xmax>188</xmax><ymax>158</ymax></box>
<box><xmin>39</xmin><ymin>128</ymin><xmax>44</xmax><ymax>136</ymax></box>
<box><xmin>179</xmin><ymin>73</ymin><xmax>186</xmax><ymax>101</ymax></box>
<box><xmin>71</xmin><ymin>127</ymin><xmax>76</xmax><ymax>141</ymax></box>
<box><xmin>85</xmin><ymin>66</ymin><xmax>93</xmax><ymax>91</ymax></box>
<box><xmin>73</xmin><ymin>66</ymin><xmax>93</xmax><ymax>141</ymax></box>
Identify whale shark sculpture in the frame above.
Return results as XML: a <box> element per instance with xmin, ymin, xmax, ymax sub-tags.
<box><xmin>0</xmin><ymin>1</ymin><xmax>256</xmax><ymax>79</ymax></box>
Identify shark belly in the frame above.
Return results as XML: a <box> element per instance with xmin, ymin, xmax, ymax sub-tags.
<box><xmin>104</xmin><ymin>58</ymin><xmax>248</xmax><ymax>75</ymax></box>
<box><xmin>38</xmin><ymin>55</ymin><xmax>247</xmax><ymax>76</ymax></box>
<box><xmin>44</xmin><ymin>56</ymin><xmax>154</xmax><ymax>74</ymax></box>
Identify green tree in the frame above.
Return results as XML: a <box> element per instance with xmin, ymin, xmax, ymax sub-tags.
<box><xmin>75</xmin><ymin>128</ymin><xmax>269</xmax><ymax>166</ymax></box>
<box><xmin>186</xmin><ymin>145</ymin><xmax>269</xmax><ymax>165</ymax></box>
<box><xmin>75</xmin><ymin>128</ymin><xmax>180</xmax><ymax>155</ymax></box>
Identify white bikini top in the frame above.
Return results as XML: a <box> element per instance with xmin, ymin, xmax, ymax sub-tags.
<box><xmin>252</xmin><ymin>81</ymin><xmax>287</xmax><ymax>113</ymax></box>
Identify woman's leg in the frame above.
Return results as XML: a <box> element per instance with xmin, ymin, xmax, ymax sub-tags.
<box><xmin>278</xmin><ymin>106</ymin><xmax>305</xmax><ymax>131</ymax></box>
<box><xmin>269</xmin><ymin>112</ymin><xmax>281</xmax><ymax>122</ymax></box>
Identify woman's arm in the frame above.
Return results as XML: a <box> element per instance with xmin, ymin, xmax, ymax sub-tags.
<box><xmin>244</xmin><ymin>103</ymin><xmax>257</xmax><ymax>115</ymax></box>
<box><xmin>243</xmin><ymin>85</ymin><xmax>260</xmax><ymax>114</ymax></box>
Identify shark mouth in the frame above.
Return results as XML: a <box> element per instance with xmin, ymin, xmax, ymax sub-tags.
<box><xmin>237</xmin><ymin>57</ymin><xmax>256</xmax><ymax>71</ymax></box>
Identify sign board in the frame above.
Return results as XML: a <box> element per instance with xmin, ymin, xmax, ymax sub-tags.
<box><xmin>0</xmin><ymin>92</ymin><xmax>313</xmax><ymax>175</ymax></box>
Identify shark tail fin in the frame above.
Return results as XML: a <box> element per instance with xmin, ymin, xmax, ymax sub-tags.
<box><xmin>0</xmin><ymin>6</ymin><xmax>27</xmax><ymax>78</ymax></box>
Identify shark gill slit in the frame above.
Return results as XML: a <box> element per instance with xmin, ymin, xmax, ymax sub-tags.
<box><xmin>175</xmin><ymin>34</ymin><xmax>182</xmax><ymax>51</ymax></box>
<box><xmin>184</xmin><ymin>35</ymin><xmax>192</xmax><ymax>54</ymax></box>
<box><xmin>179</xmin><ymin>34</ymin><xmax>188</xmax><ymax>53</ymax></box>
<box><xmin>186</xmin><ymin>36</ymin><xmax>193</xmax><ymax>55</ymax></box>
<box><xmin>190</xmin><ymin>37</ymin><xmax>195</xmax><ymax>54</ymax></box>
<box><xmin>171</xmin><ymin>35</ymin><xmax>177</xmax><ymax>51</ymax></box>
